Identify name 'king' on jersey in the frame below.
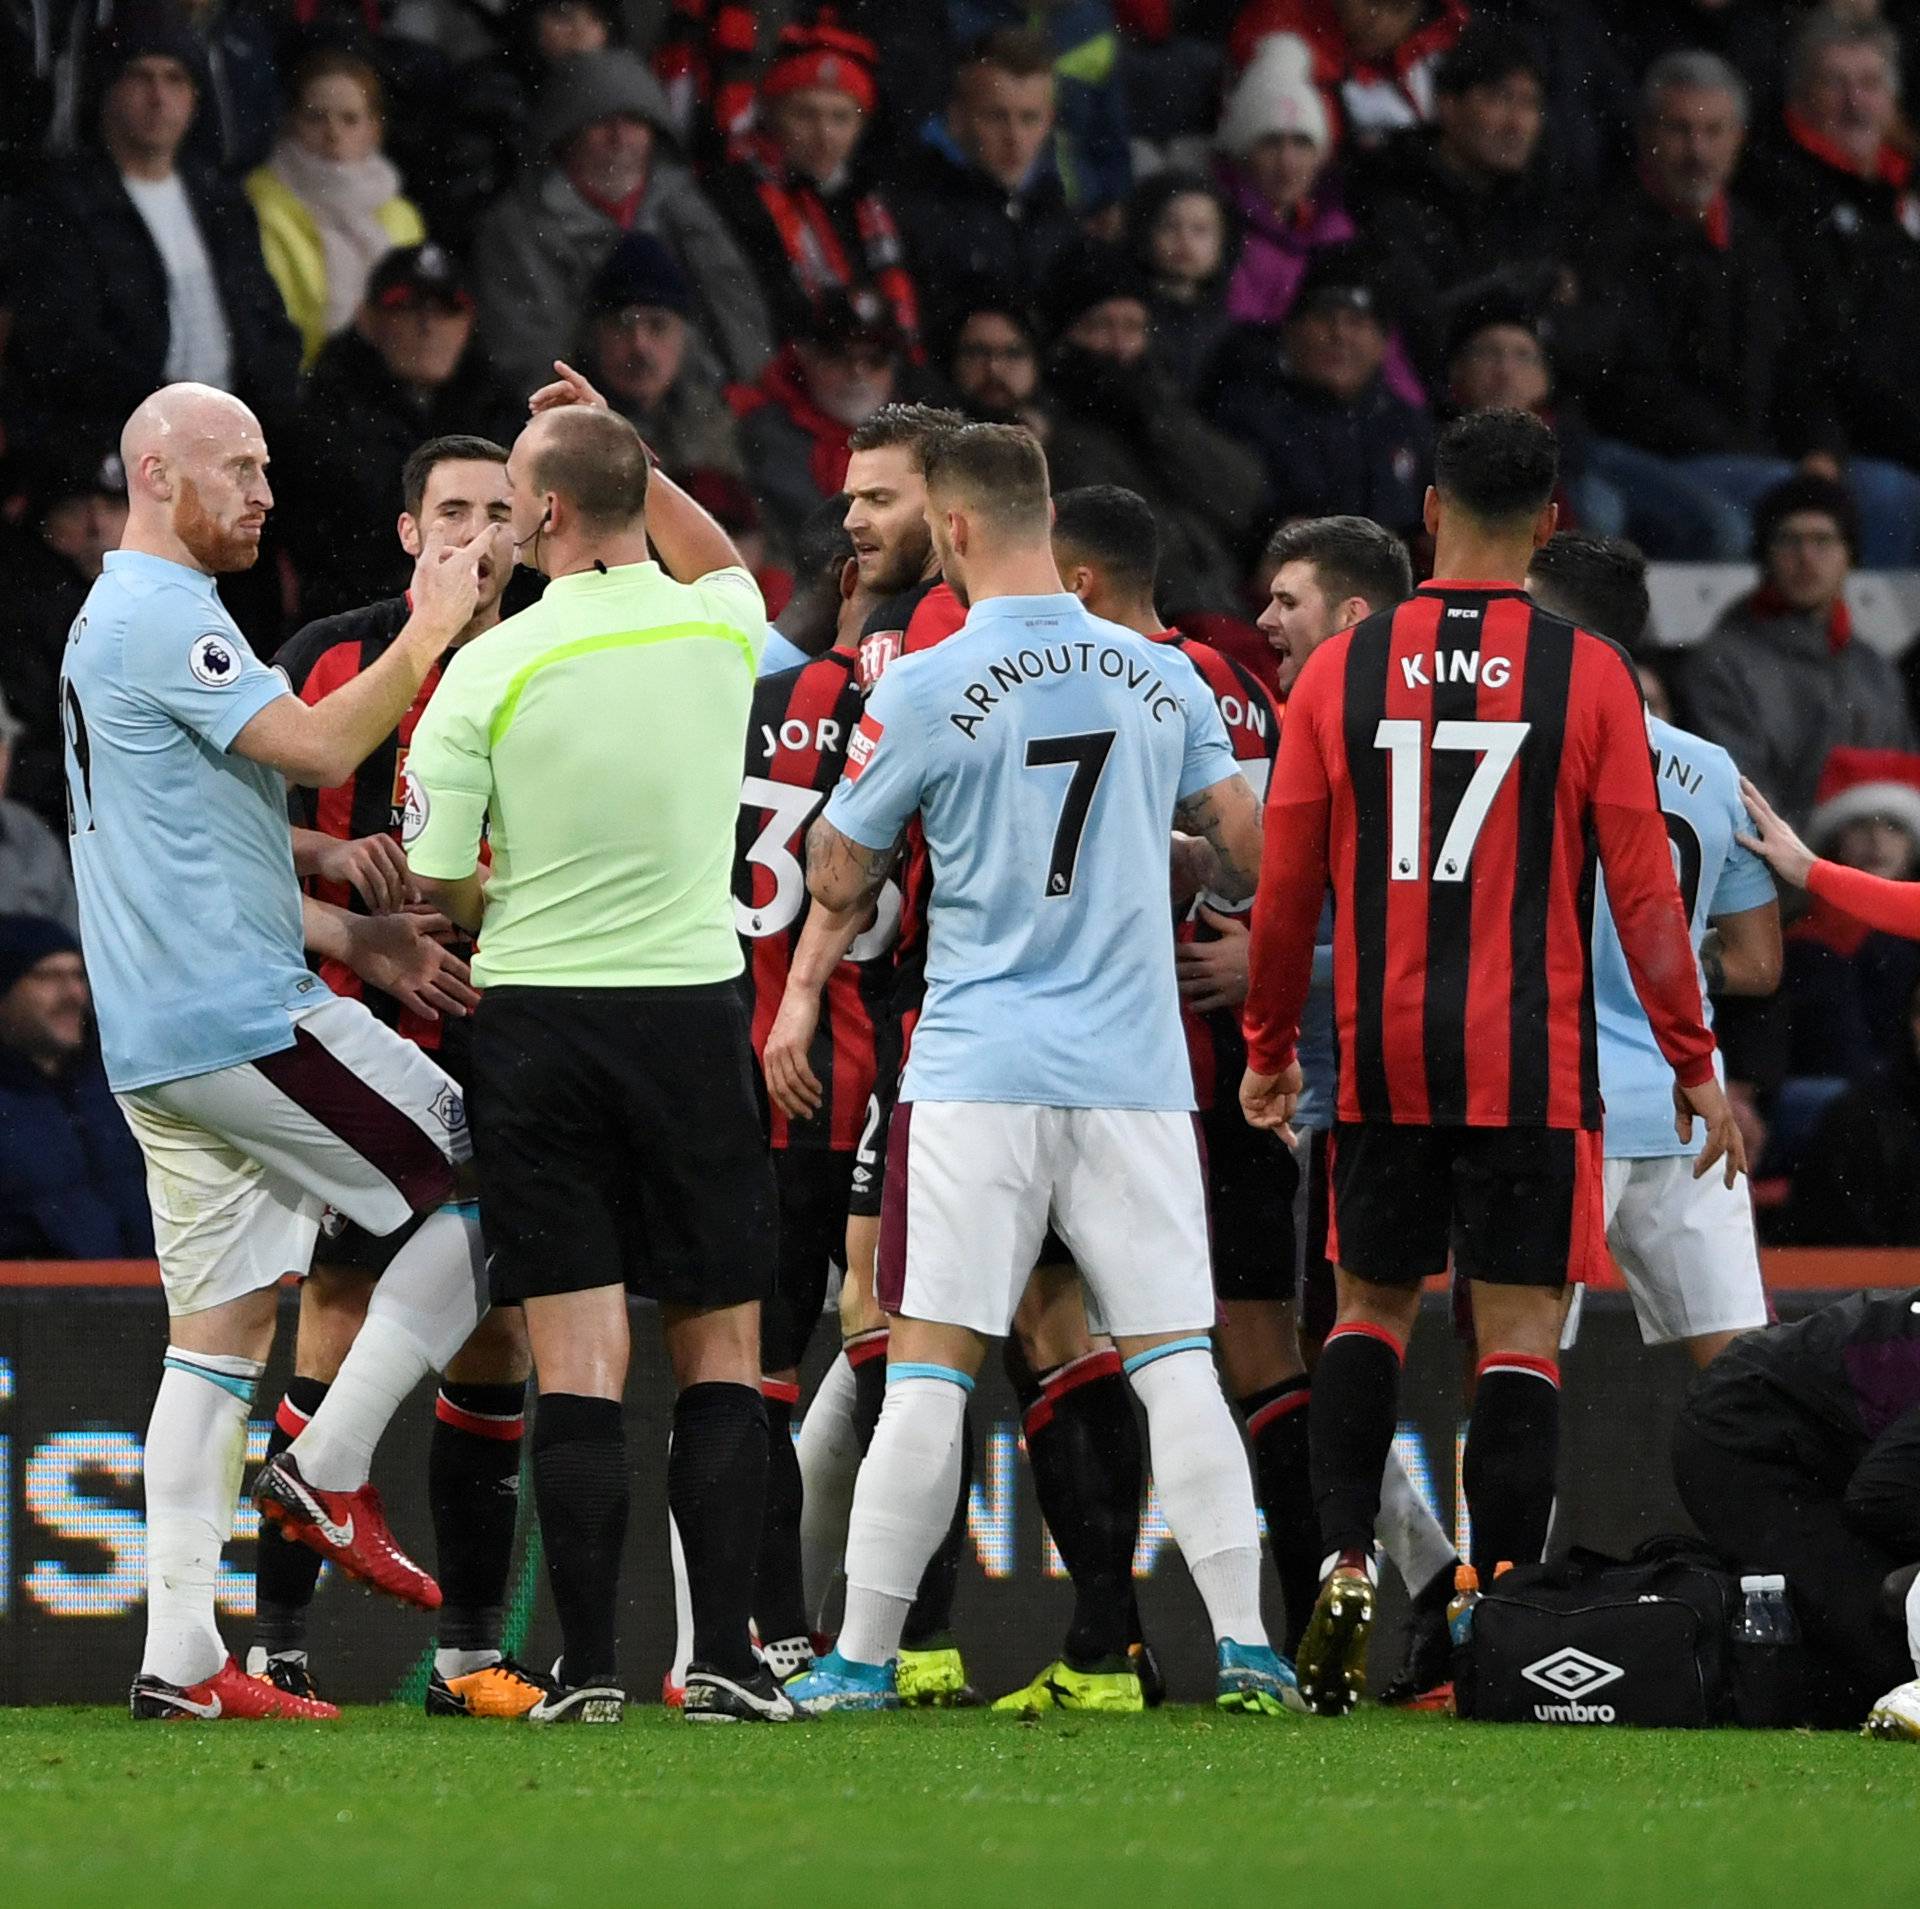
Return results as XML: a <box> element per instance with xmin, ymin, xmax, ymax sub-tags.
<box><xmin>824</xmin><ymin>592</ymin><xmax>1237</xmax><ymax>1109</ymax></box>
<box><xmin>1244</xmin><ymin>582</ymin><xmax>1715</xmax><ymax>1128</ymax></box>
<box><xmin>1593</xmin><ymin>715</ymin><xmax>1776</xmax><ymax>1157</ymax></box>
<box><xmin>735</xmin><ymin>647</ymin><xmax>898</xmax><ymax>1148</ymax></box>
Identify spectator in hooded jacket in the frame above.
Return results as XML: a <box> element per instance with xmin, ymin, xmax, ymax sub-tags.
<box><xmin>474</xmin><ymin>47</ymin><xmax>772</xmax><ymax>392</ymax></box>
<box><xmin>1578</xmin><ymin>48</ymin><xmax>1920</xmax><ymax>568</ymax></box>
<box><xmin>889</xmin><ymin>28</ymin><xmax>1081</xmax><ymax>336</ymax></box>
<box><xmin>1227</xmin><ymin>0</ymin><xmax>1469</xmax><ymax>152</ymax></box>
<box><xmin>0</xmin><ymin>700</ymin><xmax>76</xmax><ymax>933</ymax></box>
<box><xmin>574</xmin><ymin>233</ymin><xmax>745</xmax><ymax>485</ymax></box>
<box><xmin>1210</xmin><ymin>245</ymin><xmax>1432</xmax><ymax>545</ymax></box>
<box><xmin>941</xmin><ymin>283</ymin><xmax>1049</xmax><ymax>434</ymax></box>
<box><xmin>246</xmin><ymin>49</ymin><xmax>427</xmax><ymax>368</ymax></box>
<box><xmin>284</xmin><ymin>244</ymin><xmax>524</xmax><ymax>621</ymax></box>
<box><xmin>0</xmin><ymin>917</ymin><xmax>152</xmax><ymax>1260</ymax></box>
<box><xmin>5</xmin><ymin>6</ymin><xmax>300</xmax><ymax>460</ymax></box>
<box><xmin>1743</xmin><ymin>14</ymin><xmax>1920</xmax><ymax>544</ymax></box>
<box><xmin>1681</xmin><ymin>476</ymin><xmax>1916</xmax><ymax>833</ymax></box>
<box><xmin>1125</xmin><ymin>169</ymin><xmax>1238</xmax><ymax>397</ymax></box>
<box><xmin>1042</xmin><ymin>242</ymin><xmax>1269</xmax><ymax>617</ymax></box>
<box><xmin>708</xmin><ymin>16</ymin><xmax>922</xmax><ymax>358</ymax></box>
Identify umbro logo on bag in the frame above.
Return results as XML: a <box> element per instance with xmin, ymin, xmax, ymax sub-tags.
<box><xmin>1521</xmin><ymin>1646</ymin><xmax>1625</xmax><ymax>1723</ymax></box>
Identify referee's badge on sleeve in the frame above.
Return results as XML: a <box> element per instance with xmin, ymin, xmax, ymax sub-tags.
<box><xmin>845</xmin><ymin>713</ymin><xmax>884</xmax><ymax>781</ymax></box>
<box><xmin>400</xmin><ymin>769</ymin><xmax>430</xmax><ymax>843</ymax></box>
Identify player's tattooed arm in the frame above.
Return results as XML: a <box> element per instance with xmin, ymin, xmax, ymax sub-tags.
<box><xmin>1701</xmin><ymin>899</ymin><xmax>1782</xmax><ymax>998</ymax></box>
<box><xmin>1173</xmin><ymin>775</ymin><xmax>1264</xmax><ymax>903</ymax></box>
<box><xmin>806</xmin><ymin>818</ymin><xmax>900</xmax><ymax>912</ymax></box>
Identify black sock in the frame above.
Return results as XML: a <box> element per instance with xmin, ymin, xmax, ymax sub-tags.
<box><xmin>901</xmin><ymin>1407</ymin><xmax>973</xmax><ymax>1650</ymax></box>
<box><xmin>754</xmin><ymin>1379</ymin><xmax>807</xmax><ymax>1644</ymax></box>
<box><xmin>1310</xmin><ymin>1325</ymin><xmax>1404</xmax><ymax>1560</ymax></box>
<box><xmin>669</xmin><ymin>1382</ymin><xmax>767</xmax><ymax>1681</ymax></box>
<box><xmin>1017</xmin><ymin>1347</ymin><xmax>1142</xmax><ymax>1667</ymax></box>
<box><xmin>254</xmin><ymin>1376</ymin><xmax>329</xmax><ymax>1654</ymax></box>
<box><xmin>848</xmin><ymin>1331</ymin><xmax>889</xmax><ymax>1451</ymax></box>
<box><xmin>532</xmin><ymin>1393</ymin><xmax>627</xmax><ymax>1685</ymax></box>
<box><xmin>430</xmin><ymin>1380</ymin><xmax>526</xmax><ymax>1656</ymax></box>
<box><xmin>1464</xmin><ymin>1356</ymin><xmax>1561</xmax><ymax>1577</ymax></box>
<box><xmin>1242</xmin><ymin>1375</ymin><xmax>1319</xmax><ymax>1656</ymax></box>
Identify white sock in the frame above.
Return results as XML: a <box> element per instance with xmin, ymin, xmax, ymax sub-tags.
<box><xmin>291</xmin><ymin>1206</ymin><xmax>486</xmax><ymax>1491</ymax></box>
<box><xmin>1378</xmin><ymin>1449</ymin><xmax>1457</xmax><ymax>1596</ymax></box>
<box><xmin>1906</xmin><ymin>1573</ymin><xmax>1920</xmax><ymax>1676</ymax></box>
<box><xmin>668</xmin><ymin>1500</ymin><xmax>694</xmax><ymax>1688</ymax></box>
<box><xmin>434</xmin><ymin>1647</ymin><xmax>501</xmax><ymax>1678</ymax></box>
<box><xmin>1126</xmin><ymin>1341</ymin><xmax>1268</xmax><ymax>1648</ymax></box>
<box><xmin>839</xmin><ymin>1371</ymin><xmax>968</xmax><ymax>1667</ymax></box>
<box><xmin>797</xmin><ymin>1352</ymin><xmax>862</xmax><ymax>1625</ymax></box>
<box><xmin>141</xmin><ymin>1348</ymin><xmax>263</xmax><ymax>1685</ymax></box>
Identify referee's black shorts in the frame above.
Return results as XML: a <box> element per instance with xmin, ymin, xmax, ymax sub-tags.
<box><xmin>470</xmin><ymin>981</ymin><xmax>775</xmax><ymax>1308</ymax></box>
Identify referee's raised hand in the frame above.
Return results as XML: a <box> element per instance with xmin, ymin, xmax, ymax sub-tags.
<box><xmin>529</xmin><ymin>359</ymin><xmax>609</xmax><ymax>415</ymax></box>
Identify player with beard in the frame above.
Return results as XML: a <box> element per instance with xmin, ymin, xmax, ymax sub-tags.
<box><xmin>244</xmin><ymin>436</ymin><xmax>549</xmax><ymax>1719</ymax></box>
<box><xmin>761</xmin><ymin>403</ymin><xmax>987</xmax><ymax>1705</ymax></box>
<box><xmin>67</xmin><ymin>384</ymin><xmax>504</xmax><ymax>1721</ymax></box>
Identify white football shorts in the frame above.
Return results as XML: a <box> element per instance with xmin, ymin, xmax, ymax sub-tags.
<box><xmin>1602</xmin><ymin>1152</ymin><xmax>1769</xmax><ymax>1348</ymax></box>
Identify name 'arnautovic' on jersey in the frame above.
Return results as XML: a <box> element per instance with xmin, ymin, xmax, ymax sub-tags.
<box><xmin>60</xmin><ymin>549</ymin><xmax>318</xmax><ymax>1092</ymax></box>
<box><xmin>823</xmin><ymin>592</ymin><xmax>1238</xmax><ymax>1110</ymax></box>
<box><xmin>1593</xmin><ymin>715</ymin><xmax>1776</xmax><ymax>1159</ymax></box>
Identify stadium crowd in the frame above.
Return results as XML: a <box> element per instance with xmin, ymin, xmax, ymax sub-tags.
<box><xmin>5</xmin><ymin>0</ymin><xmax>1920</xmax><ymax>1736</ymax></box>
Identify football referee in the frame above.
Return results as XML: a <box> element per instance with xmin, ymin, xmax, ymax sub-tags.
<box><xmin>403</xmin><ymin>372</ymin><xmax>789</xmax><ymax>1725</ymax></box>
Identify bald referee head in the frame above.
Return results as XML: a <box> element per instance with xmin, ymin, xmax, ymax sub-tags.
<box><xmin>505</xmin><ymin>404</ymin><xmax>653</xmax><ymax>580</ymax></box>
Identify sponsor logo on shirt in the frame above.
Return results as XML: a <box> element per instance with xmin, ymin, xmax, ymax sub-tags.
<box><xmin>845</xmin><ymin>714</ymin><xmax>884</xmax><ymax>781</ymax></box>
<box><xmin>400</xmin><ymin>770</ymin><xmax>430</xmax><ymax>844</ymax></box>
<box><xmin>189</xmin><ymin>632</ymin><xmax>239</xmax><ymax>687</ymax></box>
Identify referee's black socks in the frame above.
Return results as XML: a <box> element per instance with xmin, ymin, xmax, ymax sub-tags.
<box><xmin>669</xmin><ymin>1382</ymin><xmax>768</xmax><ymax>1682</ymax></box>
<box><xmin>532</xmin><ymin>1393</ymin><xmax>628</xmax><ymax>1685</ymax></box>
<box><xmin>754</xmin><ymin>1378</ymin><xmax>808</xmax><ymax>1646</ymax></box>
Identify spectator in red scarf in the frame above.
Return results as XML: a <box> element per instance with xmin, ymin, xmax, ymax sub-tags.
<box><xmin>711</xmin><ymin>16</ymin><xmax>922</xmax><ymax>359</ymax></box>
<box><xmin>1746</xmin><ymin>15</ymin><xmax>1920</xmax><ymax>525</ymax></box>
<box><xmin>1227</xmin><ymin>0</ymin><xmax>1469</xmax><ymax>153</ymax></box>
<box><xmin>736</xmin><ymin>287</ymin><xmax>901</xmax><ymax>553</ymax></box>
<box><xmin>1681</xmin><ymin>476</ymin><xmax>1916</xmax><ymax>832</ymax></box>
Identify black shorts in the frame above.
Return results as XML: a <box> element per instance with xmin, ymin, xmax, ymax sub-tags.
<box><xmin>1326</xmin><ymin>1121</ymin><xmax>1605</xmax><ymax>1291</ymax></box>
<box><xmin>845</xmin><ymin>1073</ymin><xmax>897</xmax><ymax>1221</ymax></box>
<box><xmin>762</xmin><ymin>1148</ymin><xmax>854</xmax><ymax>1372</ymax></box>
<box><xmin>470</xmin><ymin>982</ymin><xmax>775</xmax><ymax>1308</ymax></box>
<box><xmin>1299</xmin><ymin>1127</ymin><xmax>1336</xmax><ymax>1347</ymax></box>
<box><xmin>1202</xmin><ymin>1095</ymin><xmax>1299</xmax><ymax>1303</ymax></box>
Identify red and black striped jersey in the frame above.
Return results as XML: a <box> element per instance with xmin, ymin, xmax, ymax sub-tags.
<box><xmin>1156</xmin><ymin>630</ymin><xmax>1282</xmax><ymax>1109</ymax></box>
<box><xmin>278</xmin><ymin>598</ymin><xmax>470</xmax><ymax>1057</ymax></box>
<box><xmin>856</xmin><ymin>576</ymin><xmax>966</xmax><ymax>1058</ymax></box>
<box><xmin>1244</xmin><ymin>581</ymin><xmax>1715</xmax><ymax>1129</ymax></box>
<box><xmin>737</xmin><ymin>648</ymin><xmax>898</xmax><ymax>1149</ymax></box>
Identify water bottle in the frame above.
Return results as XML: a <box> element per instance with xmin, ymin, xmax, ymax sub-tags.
<box><xmin>1762</xmin><ymin>1574</ymin><xmax>1798</xmax><ymax>1647</ymax></box>
<box><xmin>1447</xmin><ymin>1562</ymin><xmax>1481</xmax><ymax>1647</ymax></box>
<box><xmin>1735</xmin><ymin>1574</ymin><xmax>1776</xmax><ymax>1646</ymax></box>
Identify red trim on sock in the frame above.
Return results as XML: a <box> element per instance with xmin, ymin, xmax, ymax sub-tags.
<box><xmin>1022</xmin><ymin>1396</ymin><xmax>1054</xmax><ymax>1438</ymax></box>
<box><xmin>1247</xmin><ymin>1388</ymin><xmax>1310</xmax><ymax>1438</ymax></box>
<box><xmin>760</xmin><ymin>1378</ymin><xmax>801</xmax><ymax>1406</ymax></box>
<box><xmin>434</xmin><ymin>1393</ymin><xmax>526</xmax><ymax>1441</ymax></box>
<box><xmin>275</xmin><ymin>1396</ymin><xmax>310</xmax><ymax>1437</ymax></box>
<box><xmin>1325</xmin><ymin>1321</ymin><xmax>1406</xmax><ymax>1363</ymax></box>
<box><xmin>844</xmin><ymin>1329</ymin><xmax>890</xmax><ymax>1369</ymax></box>
<box><xmin>1041</xmin><ymin>1346</ymin><xmax>1123</xmax><ymax>1402</ymax></box>
<box><xmin>1475</xmin><ymin>1352</ymin><xmax>1560</xmax><ymax>1387</ymax></box>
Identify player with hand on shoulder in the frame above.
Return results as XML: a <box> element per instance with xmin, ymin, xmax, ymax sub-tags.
<box><xmin>786</xmin><ymin>424</ymin><xmax>1299</xmax><ymax>1719</ymax></box>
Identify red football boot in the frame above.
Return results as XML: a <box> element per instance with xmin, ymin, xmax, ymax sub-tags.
<box><xmin>254</xmin><ymin>1451</ymin><xmax>442</xmax><ymax>1609</ymax></box>
<box><xmin>131</xmin><ymin>1656</ymin><xmax>339</xmax><ymax>1721</ymax></box>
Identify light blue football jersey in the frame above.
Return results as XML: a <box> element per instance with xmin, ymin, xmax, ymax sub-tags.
<box><xmin>1593</xmin><ymin>715</ymin><xmax>1775</xmax><ymax>1157</ymax></box>
<box><xmin>61</xmin><ymin>550</ymin><xmax>323</xmax><ymax>1092</ymax></box>
<box><xmin>824</xmin><ymin>592</ymin><xmax>1237</xmax><ymax>1109</ymax></box>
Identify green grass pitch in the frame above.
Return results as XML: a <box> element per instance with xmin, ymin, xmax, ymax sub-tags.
<box><xmin>1</xmin><ymin>1705</ymin><xmax>1912</xmax><ymax>1908</ymax></box>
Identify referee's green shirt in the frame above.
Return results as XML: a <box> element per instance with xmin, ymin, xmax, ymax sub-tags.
<box><xmin>403</xmin><ymin>561</ymin><xmax>765</xmax><ymax>987</ymax></box>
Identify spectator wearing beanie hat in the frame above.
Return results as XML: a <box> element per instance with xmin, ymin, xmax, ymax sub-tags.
<box><xmin>1227</xmin><ymin>2</ymin><xmax>1470</xmax><ymax>152</ymax></box>
<box><xmin>474</xmin><ymin>47</ymin><xmax>771</xmax><ymax>393</ymax></box>
<box><xmin>0</xmin><ymin>916</ymin><xmax>153</xmax><ymax>1260</ymax></box>
<box><xmin>1042</xmin><ymin>243</ymin><xmax>1267</xmax><ymax>618</ymax></box>
<box><xmin>709</xmin><ymin>16</ymin><xmax>923</xmax><ymax>357</ymax></box>
<box><xmin>1682</xmin><ymin>475</ymin><xmax>1916</xmax><ymax>833</ymax></box>
<box><xmin>5</xmin><ymin>3</ymin><xmax>300</xmax><ymax>461</ymax></box>
<box><xmin>575</xmin><ymin>232</ymin><xmax>746</xmax><ymax>483</ymax></box>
